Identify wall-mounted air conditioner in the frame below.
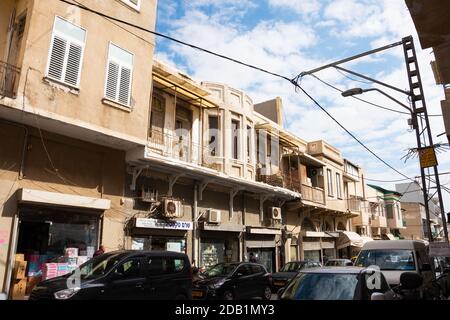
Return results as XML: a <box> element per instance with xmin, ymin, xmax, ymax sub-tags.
<box><xmin>163</xmin><ymin>199</ymin><xmax>182</xmax><ymax>218</ymax></box>
<box><xmin>207</xmin><ymin>209</ymin><xmax>221</xmax><ymax>224</ymax></box>
<box><xmin>271</xmin><ymin>207</ymin><xmax>282</xmax><ymax>220</ymax></box>
<box><xmin>311</xmin><ymin>168</ymin><xmax>324</xmax><ymax>176</ymax></box>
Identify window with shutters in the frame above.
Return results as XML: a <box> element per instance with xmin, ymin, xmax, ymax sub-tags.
<box><xmin>121</xmin><ymin>0</ymin><xmax>141</xmax><ymax>11</ymax></box>
<box><xmin>149</xmin><ymin>95</ymin><xmax>165</xmax><ymax>144</ymax></box>
<box><xmin>46</xmin><ymin>16</ymin><xmax>86</xmax><ymax>88</ymax></box>
<box><xmin>104</xmin><ymin>43</ymin><xmax>134</xmax><ymax>107</ymax></box>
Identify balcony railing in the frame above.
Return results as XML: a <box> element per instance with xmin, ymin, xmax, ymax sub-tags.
<box><xmin>301</xmin><ymin>184</ymin><xmax>325</xmax><ymax>204</ymax></box>
<box><xmin>347</xmin><ymin>199</ymin><xmax>362</xmax><ymax>212</ymax></box>
<box><xmin>148</xmin><ymin>130</ymin><xmax>218</xmax><ymax>169</ymax></box>
<box><xmin>0</xmin><ymin>61</ymin><xmax>20</xmax><ymax>98</ymax></box>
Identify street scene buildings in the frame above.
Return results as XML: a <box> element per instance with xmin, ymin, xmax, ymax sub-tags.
<box><xmin>0</xmin><ymin>0</ymin><xmax>449</xmax><ymax>301</ymax></box>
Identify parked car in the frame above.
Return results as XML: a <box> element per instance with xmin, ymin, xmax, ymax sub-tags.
<box><xmin>192</xmin><ymin>262</ymin><xmax>272</xmax><ymax>300</ymax></box>
<box><xmin>30</xmin><ymin>250</ymin><xmax>192</xmax><ymax>300</ymax></box>
<box><xmin>278</xmin><ymin>267</ymin><xmax>400</xmax><ymax>300</ymax></box>
<box><xmin>272</xmin><ymin>261</ymin><xmax>321</xmax><ymax>291</ymax></box>
<box><xmin>354</xmin><ymin>240</ymin><xmax>438</xmax><ymax>299</ymax></box>
<box><xmin>325</xmin><ymin>259</ymin><xmax>353</xmax><ymax>267</ymax></box>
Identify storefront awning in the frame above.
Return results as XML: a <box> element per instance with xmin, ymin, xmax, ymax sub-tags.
<box><xmin>382</xmin><ymin>233</ymin><xmax>396</xmax><ymax>241</ymax></box>
<box><xmin>17</xmin><ymin>188</ymin><xmax>111</xmax><ymax>210</ymax></box>
<box><xmin>337</xmin><ymin>231</ymin><xmax>364</xmax><ymax>250</ymax></box>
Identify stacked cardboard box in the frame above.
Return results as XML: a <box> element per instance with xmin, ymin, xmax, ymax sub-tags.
<box><xmin>42</xmin><ymin>263</ymin><xmax>58</xmax><ymax>280</ymax></box>
<box><xmin>11</xmin><ymin>254</ymin><xmax>27</xmax><ymax>300</ymax></box>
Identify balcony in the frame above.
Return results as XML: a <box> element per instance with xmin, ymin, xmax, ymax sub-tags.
<box><xmin>371</xmin><ymin>214</ymin><xmax>387</xmax><ymax>228</ymax></box>
<box><xmin>347</xmin><ymin>198</ymin><xmax>362</xmax><ymax>213</ymax></box>
<box><xmin>148</xmin><ymin>130</ymin><xmax>218</xmax><ymax>169</ymax></box>
<box><xmin>301</xmin><ymin>184</ymin><xmax>325</xmax><ymax>205</ymax></box>
<box><xmin>0</xmin><ymin>61</ymin><xmax>21</xmax><ymax>99</ymax></box>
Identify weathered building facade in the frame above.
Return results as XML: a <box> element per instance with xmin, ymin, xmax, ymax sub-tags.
<box><xmin>0</xmin><ymin>0</ymin><xmax>157</xmax><ymax>297</ymax></box>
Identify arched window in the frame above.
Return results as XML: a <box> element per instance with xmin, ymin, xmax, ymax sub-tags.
<box><xmin>323</xmin><ymin>221</ymin><xmax>333</xmax><ymax>231</ymax></box>
<box><xmin>302</xmin><ymin>218</ymin><xmax>315</xmax><ymax>232</ymax></box>
<box><xmin>337</xmin><ymin>222</ymin><xmax>346</xmax><ymax>231</ymax></box>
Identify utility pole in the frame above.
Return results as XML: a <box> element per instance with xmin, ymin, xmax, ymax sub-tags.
<box><xmin>300</xmin><ymin>36</ymin><xmax>448</xmax><ymax>243</ymax></box>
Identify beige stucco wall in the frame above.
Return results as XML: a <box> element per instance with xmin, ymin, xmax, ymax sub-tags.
<box><xmin>0</xmin><ymin>122</ymin><xmax>125</xmax><ymax>293</ymax></box>
<box><xmin>6</xmin><ymin>0</ymin><xmax>157</xmax><ymax>144</ymax></box>
<box><xmin>401</xmin><ymin>202</ymin><xmax>426</xmax><ymax>240</ymax></box>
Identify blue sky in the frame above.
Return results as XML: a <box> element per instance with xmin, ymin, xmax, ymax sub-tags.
<box><xmin>154</xmin><ymin>0</ymin><xmax>450</xmax><ymax>208</ymax></box>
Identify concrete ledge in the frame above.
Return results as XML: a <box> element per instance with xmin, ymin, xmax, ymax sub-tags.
<box><xmin>17</xmin><ymin>188</ymin><xmax>111</xmax><ymax>210</ymax></box>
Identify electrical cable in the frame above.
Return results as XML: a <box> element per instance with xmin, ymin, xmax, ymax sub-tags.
<box><xmin>57</xmin><ymin>0</ymin><xmax>293</xmax><ymax>83</ymax></box>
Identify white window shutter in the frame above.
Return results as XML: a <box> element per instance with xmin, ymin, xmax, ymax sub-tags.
<box><xmin>64</xmin><ymin>42</ymin><xmax>83</xmax><ymax>86</ymax></box>
<box><xmin>48</xmin><ymin>36</ymin><xmax>67</xmax><ymax>81</ymax></box>
<box><xmin>118</xmin><ymin>66</ymin><xmax>131</xmax><ymax>106</ymax></box>
<box><xmin>105</xmin><ymin>62</ymin><xmax>119</xmax><ymax>101</ymax></box>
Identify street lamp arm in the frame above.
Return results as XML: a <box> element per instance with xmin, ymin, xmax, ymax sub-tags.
<box><xmin>362</xmin><ymin>88</ymin><xmax>411</xmax><ymax>112</ymax></box>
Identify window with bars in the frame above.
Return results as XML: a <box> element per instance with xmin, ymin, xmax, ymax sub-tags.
<box><xmin>104</xmin><ymin>43</ymin><xmax>133</xmax><ymax>107</ymax></box>
<box><xmin>46</xmin><ymin>16</ymin><xmax>86</xmax><ymax>88</ymax></box>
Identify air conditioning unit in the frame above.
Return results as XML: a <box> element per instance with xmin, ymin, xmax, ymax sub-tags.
<box><xmin>163</xmin><ymin>199</ymin><xmax>182</xmax><ymax>218</ymax></box>
<box><xmin>207</xmin><ymin>210</ymin><xmax>221</xmax><ymax>224</ymax></box>
<box><xmin>271</xmin><ymin>207</ymin><xmax>282</xmax><ymax>220</ymax></box>
<box><xmin>311</xmin><ymin>168</ymin><xmax>324</xmax><ymax>176</ymax></box>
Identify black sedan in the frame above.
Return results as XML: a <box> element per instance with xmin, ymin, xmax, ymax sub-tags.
<box><xmin>272</xmin><ymin>261</ymin><xmax>321</xmax><ymax>291</ymax></box>
<box><xmin>192</xmin><ymin>262</ymin><xmax>272</xmax><ymax>300</ymax></box>
<box><xmin>279</xmin><ymin>267</ymin><xmax>400</xmax><ymax>300</ymax></box>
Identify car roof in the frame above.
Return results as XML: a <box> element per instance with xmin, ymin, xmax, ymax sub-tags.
<box><xmin>327</xmin><ymin>259</ymin><xmax>351</xmax><ymax>261</ymax></box>
<box><xmin>300</xmin><ymin>267</ymin><xmax>366</xmax><ymax>274</ymax></box>
<box><xmin>361</xmin><ymin>240</ymin><xmax>426</xmax><ymax>250</ymax></box>
<box><xmin>106</xmin><ymin>250</ymin><xmax>188</xmax><ymax>258</ymax></box>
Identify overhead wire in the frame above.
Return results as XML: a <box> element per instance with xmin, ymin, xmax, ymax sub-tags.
<box><xmin>52</xmin><ymin>0</ymin><xmax>428</xmax><ymax>194</ymax></box>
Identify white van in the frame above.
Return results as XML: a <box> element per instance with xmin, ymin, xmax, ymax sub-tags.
<box><xmin>354</xmin><ymin>240</ymin><xmax>435</xmax><ymax>296</ymax></box>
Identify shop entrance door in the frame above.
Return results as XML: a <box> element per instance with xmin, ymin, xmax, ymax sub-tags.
<box><xmin>247</xmin><ymin>248</ymin><xmax>275</xmax><ymax>273</ymax></box>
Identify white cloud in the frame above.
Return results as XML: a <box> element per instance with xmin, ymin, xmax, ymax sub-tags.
<box><xmin>157</xmin><ymin>0</ymin><xmax>450</xmax><ymax>207</ymax></box>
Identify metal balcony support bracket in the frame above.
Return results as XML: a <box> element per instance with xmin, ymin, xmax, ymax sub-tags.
<box><xmin>198</xmin><ymin>179</ymin><xmax>213</xmax><ymax>201</ymax></box>
<box><xmin>259</xmin><ymin>194</ymin><xmax>270</xmax><ymax>222</ymax></box>
<box><xmin>130</xmin><ymin>167</ymin><xmax>144</xmax><ymax>191</ymax></box>
<box><xmin>168</xmin><ymin>173</ymin><xmax>183</xmax><ymax>197</ymax></box>
<box><xmin>229</xmin><ymin>188</ymin><xmax>240</xmax><ymax>219</ymax></box>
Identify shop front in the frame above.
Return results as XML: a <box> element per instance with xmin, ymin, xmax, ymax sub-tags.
<box><xmin>7</xmin><ymin>188</ymin><xmax>110</xmax><ymax>299</ymax></box>
<box><xmin>301</xmin><ymin>231</ymin><xmax>337</xmax><ymax>265</ymax></box>
<box><xmin>198</xmin><ymin>223</ymin><xmax>244</xmax><ymax>268</ymax></box>
<box><xmin>131</xmin><ymin>218</ymin><xmax>193</xmax><ymax>254</ymax></box>
<box><xmin>245</xmin><ymin>227</ymin><xmax>280</xmax><ymax>273</ymax></box>
<box><xmin>337</xmin><ymin>231</ymin><xmax>373</xmax><ymax>259</ymax></box>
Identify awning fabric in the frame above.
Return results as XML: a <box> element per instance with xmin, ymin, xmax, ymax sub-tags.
<box><xmin>382</xmin><ymin>233</ymin><xmax>396</xmax><ymax>240</ymax></box>
<box><xmin>337</xmin><ymin>231</ymin><xmax>364</xmax><ymax>250</ymax></box>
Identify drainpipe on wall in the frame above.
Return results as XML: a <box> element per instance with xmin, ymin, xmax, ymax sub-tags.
<box><xmin>193</xmin><ymin>183</ymin><xmax>198</xmax><ymax>266</ymax></box>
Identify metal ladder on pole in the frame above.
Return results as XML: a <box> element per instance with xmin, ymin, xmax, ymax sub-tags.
<box><xmin>402</xmin><ymin>36</ymin><xmax>449</xmax><ymax>243</ymax></box>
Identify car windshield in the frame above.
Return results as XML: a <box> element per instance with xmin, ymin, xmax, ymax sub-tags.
<box><xmin>282</xmin><ymin>273</ymin><xmax>359</xmax><ymax>300</ymax></box>
<box><xmin>204</xmin><ymin>263</ymin><xmax>239</xmax><ymax>277</ymax></box>
<box><xmin>281</xmin><ymin>262</ymin><xmax>303</xmax><ymax>272</ymax></box>
<box><xmin>355</xmin><ymin>250</ymin><xmax>415</xmax><ymax>271</ymax></box>
<box><xmin>78</xmin><ymin>252</ymin><xmax>128</xmax><ymax>280</ymax></box>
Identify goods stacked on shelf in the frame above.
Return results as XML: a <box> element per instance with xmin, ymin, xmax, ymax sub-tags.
<box><xmin>11</xmin><ymin>254</ymin><xmax>27</xmax><ymax>300</ymax></box>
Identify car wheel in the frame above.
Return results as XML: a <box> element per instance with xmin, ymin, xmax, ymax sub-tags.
<box><xmin>262</xmin><ymin>286</ymin><xmax>272</xmax><ymax>300</ymax></box>
<box><xmin>223</xmin><ymin>290</ymin><xmax>234</xmax><ymax>300</ymax></box>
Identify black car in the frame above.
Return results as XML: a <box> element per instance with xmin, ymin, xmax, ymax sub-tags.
<box><xmin>272</xmin><ymin>261</ymin><xmax>321</xmax><ymax>291</ymax></box>
<box><xmin>279</xmin><ymin>267</ymin><xmax>399</xmax><ymax>300</ymax></box>
<box><xmin>29</xmin><ymin>250</ymin><xmax>192</xmax><ymax>300</ymax></box>
<box><xmin>192</xmin><ymin>262</ymin><xmax>272</xmax><ymax>300</ymax></box>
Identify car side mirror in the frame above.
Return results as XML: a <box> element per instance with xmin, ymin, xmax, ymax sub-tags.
<box><xmin>420</xmin><ymin>263</ymin><xmax>431</xmax><ymax>272</ymax></box>
<box><xmin>400</xmin><ymin>272</ymin><xmax>423</xmax><ymax>290</ymax></box>
<box><xmin>370</xmin><ymin>292</ymin><xmax>385</xmax><ymax>301</ymax></box>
